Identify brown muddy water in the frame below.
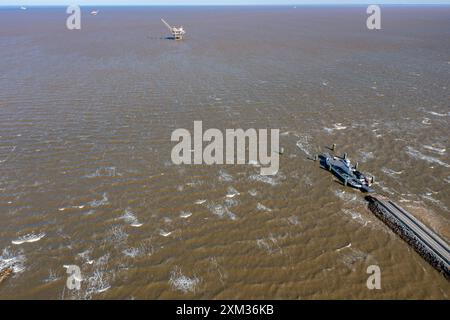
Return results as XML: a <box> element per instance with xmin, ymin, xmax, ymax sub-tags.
<box><xmin>0</xmin><ymin>6</ymin><xmax>449</xmax><ymax>299</ymax></box>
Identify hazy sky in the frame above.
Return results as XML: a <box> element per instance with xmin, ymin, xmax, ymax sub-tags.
<box><xmin>2</xmin><ymin>0</ymin><xmax>450</xmax><ymax>5</ymax></box>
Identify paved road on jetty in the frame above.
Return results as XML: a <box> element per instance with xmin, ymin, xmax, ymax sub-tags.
<box><xmin>375</xmin><ymin>198</ymin><xmax>450</xmax><ymax>270</ymax></box>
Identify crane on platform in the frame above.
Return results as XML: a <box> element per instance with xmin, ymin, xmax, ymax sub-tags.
<box><xmin>161</xmin><ymin>18</ymin><xmax>186</xmax><ymax>40</ymax></box>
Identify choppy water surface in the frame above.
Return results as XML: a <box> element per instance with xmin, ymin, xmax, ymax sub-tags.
<box><xmin>0</xmin><ymin>6</ymin><xmax>449</xmax><ymax>299</ymax></box>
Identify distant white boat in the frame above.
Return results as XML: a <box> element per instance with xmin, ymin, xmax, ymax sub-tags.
<box><xmin>90</xmin><ymin>10</ymin><xmax>99</xmax><ymax>16</ymax></box>
<box><xmin>20</xmin><ymin>6</ymin><xmax>27</xmax><ymax>10</ymax></box>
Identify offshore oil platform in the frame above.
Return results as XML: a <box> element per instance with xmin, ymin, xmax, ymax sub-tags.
<box><xmin>161</xmin><ymin>18</ymin><xmax>186</xmax><ymax>40</ymax></box>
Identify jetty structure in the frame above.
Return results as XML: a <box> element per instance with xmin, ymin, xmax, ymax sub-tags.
<box><xmin>366</xmin><ymin>195</ymin><xmax>450</xmax><ymax>279</ymax></box>
<box><xmin>161</xmin><ymin>18</ymin><xmax>186</xmax><ymax>40</ymax></box>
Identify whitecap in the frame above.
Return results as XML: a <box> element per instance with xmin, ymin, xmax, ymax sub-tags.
<box><xmin>224</xmin><ymin>197</ymin><xmax>238</xmax><ymax>208</ymax></box>
<box><xmin>159</xmin><ymin>230</ymin><xmax>172</xmax><ymax>237</ymax></box>
<box><xmin>421</xmin><ymin>194</ymin><xmax>449</xmax><ymax>212</ymax></box>
<box><xmin>120</xmin><ymin>208</ymin><xmax>143</xmax><ymax>227</ymax></box>
<box><xmin>85</xmin><ymin>167</ymin><xmax>117</xmax><ymax>178</ymax></box>
<box><xmin>334</xmin><ymin>190</ymin><xmax>361</xmax><ymax>204</ymax></box>
<box><xmin>342</xmin><ymin>209</ymin><xmax>371</xmax><ymax>226</ymax></box>
<box><xmin>381</xmin><ymin>167</ymin><xmax>403</xmax><ymax>178</ymax></box>
<box><xmin>89</xmin><ymin>193</ymin><xmax>109</xmax><ymax>208</ymax></box>
<box><xmin>163</xmin><ymin>217</ymin><xmax>172</xmax><ymax>224</ymax></box>
<box><xmin>334</xmin><ymin>123</ymin><xmax>347</xmax><ymax>130</ymax></box>
<box><xmin>122</xmin><ymin>247</ymin><xmax>141</xmax><ymax>258</ymax></box>
<box><xmin>0</xmin><ymin>247</ymin><xmax>26</xmax><ymax>274</ymax></box>
<box><xmin>96</xmin><ymin>286</ymin><xmax>111</xmax><ymax>293</ymax></box>
<box><xmin>324</xmin><ymin>123</ymin><xmax>347</xmax><ymax>133</ymax></box>
<box><xmin>427</xmin><ymin>111</ymin><xmax>447</xmax><ymax>117</ymax></box>
<box><xmin>179</xmin><ymin>211</ymin><xmax>192</xmax><ymax>218</ymax></box>
<box><xmin>423</xmin><ymin>145</ymin><xmax>446</xmax><ymax>155</ymax></box>
<box><xmin>12</xmin><ymin>232</ymin><xmax>45</xmax><ymax>245</ymax></box>
<box><xmin>340</xmin><ymin>248</ymin><xmax>368</xmax><ymax>270</ymax></box>
<box><xmin>359</xmin><ymin>151</ymin><xmax>374</xmax><ymax>162</ymax></box>
<box><xmin>78</xmin><ymin>249</ymin><xmax>93</xmax><ymax>264</ymax></box>
<box><xmin>226</xmin><ymin>186</ymin><xmax>240</xmax><ymax>198</ymax></box>
<box><xmin>207</xmin><ymin>203</ymin><xmax>236</xmax><ymax>220</ymax></box>
<box><xmin>169</xmin><ymin>267</ymin><xmax>200</xmax><ymax>293</ymax></box>
<box><xmin>256</xmin><ymin>236</ymin><xmax>282</xmax><ymax>255</ymax></box>
<box><xmin>256</xmin><ymin>203</ymin><xmax>272</xmax><ymax>212</ymax></box>
<box><xmin>406</xmin><ymin>146</ymin><xmax>450</xmax><ymax>168</ymax></box>
<box><xmin>287</xmin><ymin>216</ymin><xmax>299</xmax><ymax>225</ymax></box>
<box><xmin>218</xmin><ymin>170</ymin><xmax>233</xmax><ymax>182</ymax></box>
<box><xmin>249</xmin><ymin>173</ymin><xmax>284</xmax><ymax>186</ymax></box>
<box><xmin>58</xmin><ymin>205</ymin><xmax>86</xmax><ymax>211</ymax></box>
<box><xmin>109</xmin><ymin>226</ymin><xmax>128</xmax><ymax>244</ymax></box>
<box><xmin>336</xmin><ymin>243</ymin><xmax>352</xmax><ymax>252</ymax></box>
<box><xmin>185</xmin><ymin>180</ymin><xmax>204</xmax><ymax>187</ymax></box>
<box><xmin>83</xmin><ymin>210</ymin><xmax>96</xmax><ymax>216</ymax></box>
<box><xmin>43</xmin><ymin>269</ymin><xmax>60</xmax><ymax>283</ymax></box>
<box><xmin>422</xmin><ymin>118</ymin><xmax>431</xmax><ymax>125</ymax></box>
<box><xmin>83</xmin><ymin>268</ymin><xmax>111</xmax><ymax>298</ymax></box>
<box><xmin>295</xmin><ymin>135</ymin><xmax>313</xmax><ymax>157</ymax></box>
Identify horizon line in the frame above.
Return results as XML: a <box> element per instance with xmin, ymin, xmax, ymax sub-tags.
<box><xmin>2</xmin><ymin>3</ymin><xmax>450</xmax><ymax>6</ymax></box>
